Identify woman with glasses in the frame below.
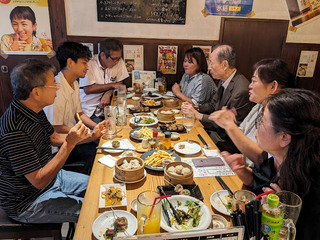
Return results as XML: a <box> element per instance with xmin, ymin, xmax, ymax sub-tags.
<box><xmin>208</xmin><ymin>58</ymin><xmax>298</xmax><ymax>166</ymax></box>
<box><xmin>222</xmin><ymin>89</ymin><xmax>320</xmax><ymax>239</ymax></box>
<box><xmin>172</xmin><ymin>47</ymin><xmax>217</xmax><ymax>106</ymax></box>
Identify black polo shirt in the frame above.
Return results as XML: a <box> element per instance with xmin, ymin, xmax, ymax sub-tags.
<box><xmin>0</xmin><ymin>98</ymin><xmax>55</xmax><ymax>218</ymax></box>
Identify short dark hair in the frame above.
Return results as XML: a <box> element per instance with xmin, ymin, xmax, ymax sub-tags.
<box><xmin>11</xmin><ymin>58</ymin><xmax>55</xmax><ymax>100</ymax></box>
<box><xmin>253</xmin><ymin>58</ymin><xmax>299</xmax><ymax>88</ymax></box>
<box><xmin>212</xmin><ymin>44</ymin><xmax>236</xmax><ymax>69</ymax></box>
<box><xmin>184</xmin><ymin>47</ymin><xmax>208</xmax><ymax>73</ymax></box>
<box><xmin>99</xmin><ymin>39</ymin><xmax>123</xmax><ymax>58</ymax></box>
<box><xmin>10</xmin><ymin>6</ymin><xmax>36</xmax><ymax>36</ymax></box>
<box><xmin>56</xmin><ymin>41</ymin><xmax>92</xmax><ymax>70</ymax></box>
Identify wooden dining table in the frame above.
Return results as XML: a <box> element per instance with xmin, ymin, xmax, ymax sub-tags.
<box><xmin>74</xmin><ymin>95</ymin><xmax>243</xmax><ymax>239</ymax></box>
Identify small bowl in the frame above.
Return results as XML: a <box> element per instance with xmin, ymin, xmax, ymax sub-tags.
<box><xmin>132</xmin><ymin>97</ymin><xmax>140</xmax><ymax>101</ymax></box>
<box><xmin>162</xmin><ymin>159</ymin><xmax>173</xmax><ymax>168</ymax></box>
<box><xmin>211</xmin><ymin>214</ymin><xmax>228</xmax><ymax>228</ymax></box>
<box><xmin>131</xmin><ymin>198</ymin><xmax>137</xmax><ymax>212</ymax></box>
<box><xmin>171</xmin><ymin>132</ymin><xmax>180</xmax><ymax>140</ymax></box>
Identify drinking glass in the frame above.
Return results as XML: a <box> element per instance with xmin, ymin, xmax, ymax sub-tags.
<box><xmin>103</xmin><ymin>106</ymin><xmax>122</xmax><ymax>139</ymax></box>
<box><xmin>137</xmin><ymin>191</ymin><xmax>161</xmax><ymax>234</ymax></box>
<box><xmin>276</xmin><ymin>191</ymin><xmax>302</xmax><ymax>240</ymax></box>
<box><xmin>182</xmin><ymin>112</ymin><xmax>195</xmax><ymax>143</ymax></box>
<box><xmin>116</xmin><ymin>96</ymin><xmax>127</xmax><ymax>126</ymax></box>
<box><xmin>158</xmin><ymin>77</ymin><xmax>167</xmax><ymax>95</ymax></box>
<box><xmin>232</xmin><ymin>190</ymin><xmax>256</xmax><ymax>212</ymax></box>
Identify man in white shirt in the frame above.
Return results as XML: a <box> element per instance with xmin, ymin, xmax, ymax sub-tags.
<box><xmin>79</xmin><ymin>39</ymin><xmax>129</xmax><ymax>123</ymax></box>
<box><xmin>44</xmin><ymin>41</ymin><xmax>106</xmax><ymax>174</ymax></box>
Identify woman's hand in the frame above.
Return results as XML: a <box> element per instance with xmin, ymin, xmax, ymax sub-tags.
<box><xmin>209</xmin><ymin>107</ymin><xmax>237</xmax><ymax>129</ymax></box>
<box><xmin>10</xmin><ymin>34</ymin><xmax>26</xmax><ymax>51</ymax></box>
<box><xmin>182</xmin><ymin>101</ymin><xmax>200</xmax><ymax>118</ymax></box>
<box><xmin>262</xmin><ymin>184</ymin><xmax>281</xmax><ymax>193</ymax></box>
<box><xmin>171</xmin><ymin>83</ymin><xmax>181</xmax><ymax>95</ymax></box>
<box><xmin>221</xmin><ymin>152</ymin><xmax>247</xmax><ymax>172</ymax></box>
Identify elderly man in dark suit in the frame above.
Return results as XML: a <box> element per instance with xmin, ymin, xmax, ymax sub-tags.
<box><xmin>182</xmin><ymin>44</ymin><xmax>254</xmax><ymax>153</ymax></box>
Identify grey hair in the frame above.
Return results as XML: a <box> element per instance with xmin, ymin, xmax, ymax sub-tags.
<box><xmin>10</xmin><ymin>58</ymin><xmax>56</xmax><ymax>100</ymax></box>
<box><xmin>212</xmin><ymin>44</ymin><xmax>236</xmax><ymax>69</ymax></box>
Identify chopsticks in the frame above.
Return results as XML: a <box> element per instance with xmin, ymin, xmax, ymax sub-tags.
<box><xmin>159</xmin><ymin>186</ymin><xmax>182</xmax><ymax>225</ymax></box>
<box><xmin>197</xmin><ymin>134</ymin><xmax>209</xmax><ymax>148</ymax></box>
<box><xmin>215</xmin><ymin>176</ymin><xmax>234</xmax><ymax>195</ymax></box>
<box><xmin>96</xmin><ymin>147</ymin><xmax>136</xmax><ymax>151</ymax></box>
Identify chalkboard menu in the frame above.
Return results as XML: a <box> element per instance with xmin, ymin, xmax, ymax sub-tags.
<box><xmin>97</xmin><ymin>0</ymin><xmax>186</xmax><ymax>24</ymax></box>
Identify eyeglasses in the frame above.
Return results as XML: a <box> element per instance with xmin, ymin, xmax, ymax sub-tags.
<box><xmin>36</xmin><ymin>83</ymin><xmax>61</xmax><ymax>89</ymax></box>
<box><xmin>109</xmin><ymin>56</ymin><xmax>121</xmax><ymax>62</ymax></box>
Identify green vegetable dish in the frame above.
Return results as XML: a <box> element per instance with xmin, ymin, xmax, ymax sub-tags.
<box><xmin>134</xmin><ymin>116</ymin><xmax>155</xmax><ymax>124</ymax></box>
<box><xmin>171</xmin><ymin>200</ymin><xmax>203</xmax><ymax>230</ymax></box>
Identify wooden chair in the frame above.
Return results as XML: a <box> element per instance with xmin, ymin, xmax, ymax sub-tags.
<box><xmin>0</xmin><ymin>207</ymin><xmax>62</xmax><ymax>240</ymax></box>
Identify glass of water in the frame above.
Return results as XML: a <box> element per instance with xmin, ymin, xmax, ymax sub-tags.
<box><xmin>182</xmin><ymin>112</ymin><xmax>195</xmax><ymax>143</ymax></box>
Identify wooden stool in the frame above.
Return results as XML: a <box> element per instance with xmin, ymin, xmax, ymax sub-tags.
<box><xmin>0</xmin><ymin>207</ymin><xmax>62</xmax><ymax>240</ymax></box>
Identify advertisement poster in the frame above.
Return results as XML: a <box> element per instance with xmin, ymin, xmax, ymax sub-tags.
<box><xmin>286</xmin><ymin>0</ymin><xmax>320</xmax><ymax>27</ymax></box>
<box><xmin>296</xmin><ymin>50</ymin><xmax>318</xmax><ymax>77</ymax></box>
<box><xmin>193</xmin><ymin>45</ymin><xmax>212</xmax><ymax>65</ymax></box>
<box><xmin>0</xmin><ymin>0</ymin><xmax>53</xmax><ymax>56</ymax></box>
<box><xmin>157</xmin><ymin>45</ymin><xmax>178</xmax><ymax>74</ymax></box>
<box><xmin>204</xmin><ymin>0</ymin><xmax>254</xmax><ymax>16</ymax></box>
<box><xmin>123</xmin><ymin>45</ymin><xmax>144</xmax><ymax>73</ymax></box>
<box><xmin>132</xmin><ymin>70</ymin><xmax>156</xmax><ymax>88</ymax></box>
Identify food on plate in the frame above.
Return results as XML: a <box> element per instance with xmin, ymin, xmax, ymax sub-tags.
<box><xmin>121</xmin><ymin>151</ymin><xmax>137</xmax><ymax>158</ymax></box>
<box><xmin>174</xmin><ymin>184</ymin><xmax>184</xmax><ymax>193</ymax></box>
<box><xmin>180</xmin><ymin>189</ymin><xmax>191</xmax><ymax>196</ymax></box>
<box><xmin>120</xmin><ymin>159</ymin><xmax>141</xmax><ymax>170</ymax></box>
<box><xmin>216</xmin><ymin>193</ymin><xmax>233</xmax><ymax>212</ymax></box>
<box><xmin>103</xmin><ymin>216</ymin><xmax>128</xmax><ymax>239</ymax></box>
<box><xmin>144</xmin><ymin>150</ymin><xmax>175</xmax><ymax>167</ymax></box>
<box><xmin>157</xmin><ymin>109</ymin><xmax>175</xmax><ymax>122</ymax></box>
<box><xmin>130</xmin><ymin>106</ymin><xmax>150</xmax><ymax>113</ymax></box>
<box><xmin>134</xmin><ymin>116</ymin><xmax>156</xmax><ymax>125</ymax></box>
<box><xmin>178</xmin><ymin>143</ymin><xmax>185</xmax><ymax>149</ymax></box>
<box><xmin>160</xmin><ymin>124</ymin><xmax>185</xmax><ymax>132</ymax></box>
<box><xmin>142</xmin><ymin>99</ymin><xmax>156</xmax><ymax>106</ymax></box>
<box><xmin>101</xmin><ymin>186</ymin><xmax>124</xmax><ymax>206</ymax></box>
<box><xmin>133</xmin><ymin>130</ymin><xmax>141</xmax><ymax>138</ymax></box>
<box><xmin>170</xmin><ymin>200</ymin><xmax>203</xmax><ymax>230</ymax></box>
<box><xmin>112</xmin><ymin>140</ymin><xmax>120</xmax><ymax>148</ymax></box>
<box><xmin>139</xmin><ymin>126</ymin><xmax>154</xmax><ymax>139</ymax></box>
<box><xmin>167</xmin><ymin>165</ymin><xmax>191</xmax><ymax>176</ymax></box>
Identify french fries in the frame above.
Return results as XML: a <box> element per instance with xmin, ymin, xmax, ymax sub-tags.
<box><xmin>139</xmin><ymin>126</ymin><xmax>153</xmax><ymax>139</ymax></box>
<box><xmin>76</xmin><ymin>112</ymin><xmax>81</xmax><ymax>121</ymax></box>
<box><xmin>143</xmin><ymin>99</ymin><xmax>156</xmax><ymax>106</ymax></box>
<box><xmin>144</xmin><ymin>150</ymin><xmax>175</xmax><ymax>167</ymax></box>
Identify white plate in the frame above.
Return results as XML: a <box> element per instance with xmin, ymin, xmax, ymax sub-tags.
<box><xmin>160</xmin><ymin>195</ymin><xmax>212</xmax><ymax>232</ymax></box>
<box><xmin>143</xmin><ymin>88</ymin><xmax>158</xmax><ymax>94</ymax></box>
<box><xmin>92</xmin><ymin>210</ymin><xmax>137</xmax><ymax>239</ymax></box>
<box><xmin>164</xmin><ymin>91</ymin><xmax>176</xmax><ymax>97</ymax></box>
<box><xmin>126</xmin><ymin>92</ymin><xmax>135</xmax><ymax>98</ymax></box>
<box><xmin>154</xmin><ymin>109</ymin><xmax>179</xmax><ymax>115</ymax></box>
<box><xmin>99</xmin><ymin>184</ymin><xmax>127</xmax><ymax>209</ymax></box>
<box><xmin>101</xmin><ymin>140</ymin><xmax>132</xmax><ymax>153</ymax></box>
<box><xmin>174</xmin><ymin>142</ymin><xmax>201</xmax><ymax>155</ymax></box>
<box><xmin>127</xmin><ymin>104</ymin><xmax>134</xmax><ymax>109</ymax></box>
<box><xmin>210</xmin><ymin>190</ymin><xmax>232</xmax><ymax>216</ymax></box>
<box><xmin>113</xmin><ymin>169</ymin><xmax>147</xmax><ymax>184</ymax></box>
<box><xmin>129</xmin><ymin>116</ymin><xmax>158</xmax><ymax>126</ymax></box>
<box><xmin>143</xmin><ymin>93</ymin><xmax>162</xmax><ymax>100</ymax></box>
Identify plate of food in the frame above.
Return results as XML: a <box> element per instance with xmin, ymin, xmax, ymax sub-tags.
<box><xmin>143</xmin><ymin>92</ymin><xmax>162</xmax><ymax>100</ymax></box>
<box><xmin>129</xmin><ymin>106</ymin><xmax>150</xmax><ymax>114</ymax></box>
<box><xmin>160</xmin><ymin>124</ymin><xmax>186</xmax><ymax>133</ymax></box>
<box><xmin>92</xmin><ymin>210</ymin><xmax>137</xmax><ymax>240</ymax></box>
<box><xmin>157</xmin><ymin>184</ymin><xmax>204</xmax><ymax>201</ymax></box>
<box><xmin>210</xmin><ymin>190</ymin><xmax>232</xmax><ymax>216</ymax></box>
<box><xmin>130</xmin><ymin>127</ymin><xmax>162</xmax><ymax>141</ymax></box>
<box><xmin>140</xmin><ymin>99</ymin><xmax>163</xmax><ymax>108</ymax></box>
<box><xmin>101</xmin><ymin>140</ymin><xmax>133</xmax><ymax>153</ymax></box>
<box><xmin>160</xmin><ymin>195</ymin><xmax>212</xmax><ymax>232</ymax></box>
<box><xmin>113</xmin><ymin>169</ymin><xmax>147</xmax><ymax>184</ymax></box>
<box><xmin>140</xmin><ymin>150</ymin><xmax>181</xmax><ymax>171</ymax></box>
<box><xmin>99</xmin><ymin>184</ymin><xmax>127</xmax><ymax>209</ymax></box>
<box><xmin>129</xmin><ymin>116</ymin><xmax>158</xmax><ymax>126</ymax></box>
<box><xmin>174</xmin><ymin>142</ymin><xmax>201</xmax><ymax>155</ymax></box>
<box><xmin>154</xmin><ymin>109</ymin><xmax>179</xmax><ymax>115</ymax></box>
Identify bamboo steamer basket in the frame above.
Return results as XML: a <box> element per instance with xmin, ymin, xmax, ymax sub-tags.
<box><xmin>164</xmin><ymin>161</ymin><xmax>193</xmax><ymax>185</ymax></box>
<box><xmin>115</xmin><ymin>157</ymin><xmax>144</xmax><ymax>181</ymax></box>
<box><xmin>164</xmin><ymin>98</ymin><xmax>179</xmax><ymax>107</ymax></box>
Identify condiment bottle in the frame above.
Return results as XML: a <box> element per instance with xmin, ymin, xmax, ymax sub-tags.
<box><xmin>163</xmin><ymin>131</ymin><xmax>172</xmax><ymax>150</ymax></box>
<box><xmin>148</xmin><ymin>131</ymin><xmax>158</xmax><ymax>150</ymax></box>
<box><xmin>261</xmin><ymin>194</ymin><xmax>284</xmax><ymax>240</ymax></box>
<box><xmin>157</xmin><ymin>132</ymin><xmax>165</xmax><ymax>150</ymax></box>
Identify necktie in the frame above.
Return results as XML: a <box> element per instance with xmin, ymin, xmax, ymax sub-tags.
<box><xmin>217</xmin><ymin>85</ymin><xmax>224</xmax><ymax>102</ymax></box>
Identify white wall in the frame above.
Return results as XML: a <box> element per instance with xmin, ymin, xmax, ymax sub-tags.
<box><xmin>65</xmin><ymin>0</ymin><xmax>320</xmax><ymax>44</ymax></box>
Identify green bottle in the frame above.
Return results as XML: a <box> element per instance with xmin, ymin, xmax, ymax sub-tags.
<box><xmin>261</xmin><ymin>194</ymin><xmax>284</xmax><ymax>239</ymax></box>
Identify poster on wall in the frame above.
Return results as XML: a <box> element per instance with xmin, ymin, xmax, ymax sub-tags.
<box><xmin>204</xmin><ymin>0</ymin><xmax>254</xmax><ymax>16</ymax></box>
<box><xmin>296</xmin><ymin>50</ymin><xmax>318</xmax><ymax>77</ymax></box>
<box><xmin>193</xmin><ymin>45</ymin><xmax>212</xmax><ymax>65</ymax></box>
<box><xmin>285</xmin><ymin>0</ymin><xmax>320</xmax><ymax>27</ymax></box>
<box><xmin>123</xmin><ymin>45</ymin><xmax>144</xmax><ymax>73</ymax></box>
<box><xmin>0</xmin><ymin>0</ymin><xmax>53</xmax><ymax>56</ymax></box>
<box><xmin>132</xmin><ymin>70</ymin><xmax>156</xmax><ymax>88</ymax></box>
<box><xmin>157</xmin><ymin>45</ymin><xmax>178</xmax><ymax>74</ymax></box>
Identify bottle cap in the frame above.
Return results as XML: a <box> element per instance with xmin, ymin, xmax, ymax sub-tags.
<box><xmin>153</xmin><ymin>130</ymin><xmax>158</xmax><ymax>137</ymax></box>
<box><xmin>164</xmin><ymin>132</ymin><xmax>171</xmax><ymax>138</ymax></box>
<box><xmin>267</xmin><ymin>194</ymin><xmax>280</xmax><ymax>207</ymax></box>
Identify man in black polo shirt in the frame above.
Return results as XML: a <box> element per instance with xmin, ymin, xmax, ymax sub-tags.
<box><xmin>0</xmin><ymin>59</ymin><xmax>106</xmax><ymax>223</ymax></box>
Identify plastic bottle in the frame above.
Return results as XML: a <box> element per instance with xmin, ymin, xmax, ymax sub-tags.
<box><xmin>157</xmin><ymin>132</ymin><xmax>165</xmax><ymax>150</ymax></box>
<box><xmin>261</xmin><ymin>194</ymin><xmax>284</xmax><ymax>240</ymax></box>
<box><xmin>163</xmin><ymin>132</ymin><xmax>172</xmax><ymax>150</ymax></box>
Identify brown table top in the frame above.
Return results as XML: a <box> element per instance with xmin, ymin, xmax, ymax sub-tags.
<box><xmin>74</xmin><ymin>96</ymin><xmax>243</xmax><ymax>239</ymax></box>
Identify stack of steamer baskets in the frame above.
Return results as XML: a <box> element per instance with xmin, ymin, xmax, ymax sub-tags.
<box><xmin>164</xmin><ymin>162</ymin><xmax>193</xmax><ymax>185</ymax></box>
<box><xmin>164</xmin><ymin>98</ymin><xmax>179</xmax><ymax>108</ymax></box>
<box><xmin>115</xmin><ymin>157</ymin><xmax>145</xmax><ymax>182</ymax></box>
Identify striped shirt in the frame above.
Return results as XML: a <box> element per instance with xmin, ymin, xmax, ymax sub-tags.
<box><xmin>0</xmin><ymin>98</ymin><xmax>55</xmax><ymax>217</ymax></box>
